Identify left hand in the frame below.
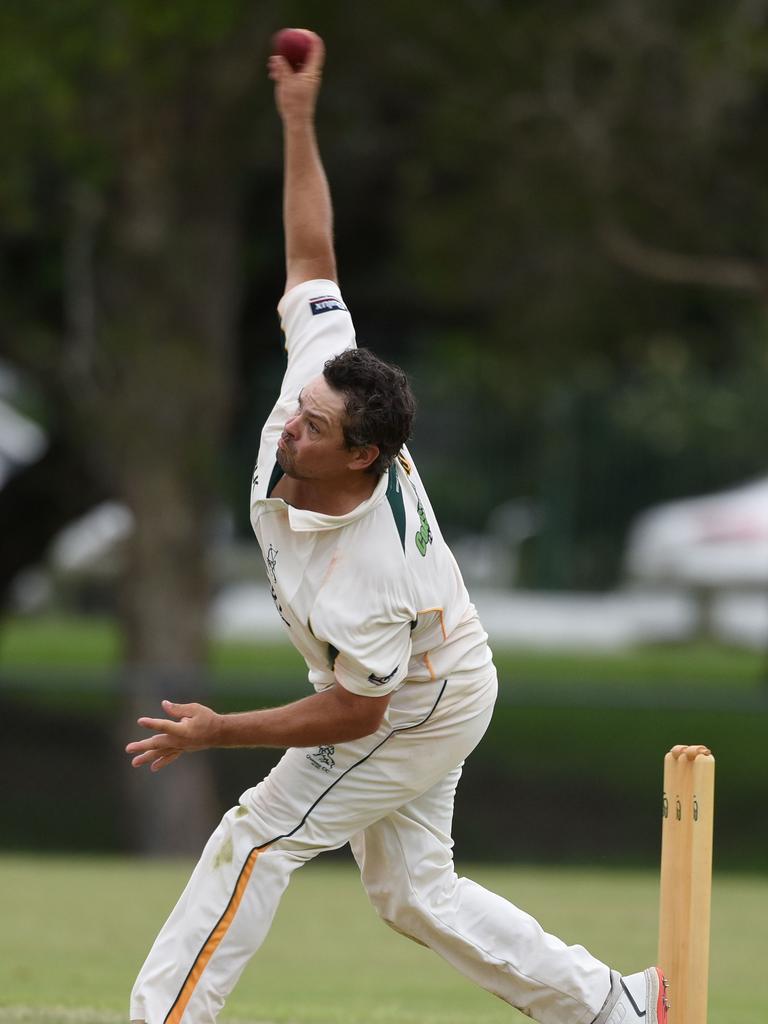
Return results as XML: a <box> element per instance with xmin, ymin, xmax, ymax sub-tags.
<box><xmin>125</xmin><ymin>700</ymin><xmax>221</xmax><ymax>772</ymax></box>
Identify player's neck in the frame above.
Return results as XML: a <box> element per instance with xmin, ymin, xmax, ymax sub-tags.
<box><xmin>274</xmin><ymin>472</ymin><xmax>379</xmax><ymax>516</ymax></box>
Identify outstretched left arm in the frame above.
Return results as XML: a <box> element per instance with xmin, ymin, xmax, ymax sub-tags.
<box><xmin>126</xmin><ymin>683</ymin><xmax>390</xmax><ymax>772</ymax></box>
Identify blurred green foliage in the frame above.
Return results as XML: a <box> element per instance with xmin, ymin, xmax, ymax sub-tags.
<box><xmin>2</xmin><ymin>1</ymin><xmax>768</xmax><ymax>590</ymax></box>
<box><xmin>2</xmin><ymin>623</ymin><xmax>766</xmax><ymax>865</ymax></box>
<box><xmin>2</xmin><ymin>677</ymin><xmax>766</xmax><ymax>866</ymax></box>
<box><xmin>1</xmin><ymin>614</ymin><xmax>765</xmax><ymax>693</ymax></box>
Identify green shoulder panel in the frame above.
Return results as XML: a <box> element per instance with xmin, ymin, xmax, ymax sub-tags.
<box><xmin>386</xmin><ymin>464</ymin><xmax>407</xmax><ymax>552</ymax></box>
<box><xmin>267</xmin><ymin>461</ymin><xmax>285</xmax><ymax>498</ymax></box>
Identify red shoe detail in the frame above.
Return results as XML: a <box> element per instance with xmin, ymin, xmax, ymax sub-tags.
<box><xmin>655</xmin><ymin>968</ymin><xmax>669</xmax><ymax>1024</ymax></box>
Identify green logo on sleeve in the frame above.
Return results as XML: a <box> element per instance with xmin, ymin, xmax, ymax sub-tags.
<box><xmin>415</xmin><ymin>499</ymin><xmax>433</xmax><ymax>556</ymax></box>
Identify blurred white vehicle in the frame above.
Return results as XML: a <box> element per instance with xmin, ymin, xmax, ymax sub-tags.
<box><xmin>624</xmin><ymin>476</ymin><xmax>768</xmax><ymax>646</ymax></box>
<box><xmin>0</xmin><ymin>396</ymin><xmax>47</xmax><ymax>488</ymax></box>
<box><xmin>625</xmin><ymin>476</ymin><xmax>768</xmax><ymax>587</ymax></box>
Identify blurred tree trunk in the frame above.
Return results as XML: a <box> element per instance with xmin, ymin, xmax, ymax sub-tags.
<box><xmin>61</xmin><ymin>59</ymin><xmax>253</xmax><ymax>854</ymax></box>
<box><xmin>0</xmin><ymin>4</ymin><xmax>267</xmax><ymax>854</ymax></box>
<box><xmin>117</xmin><ymin>120</ymin><xmax>239</xmax><ymax>853</ymax></box>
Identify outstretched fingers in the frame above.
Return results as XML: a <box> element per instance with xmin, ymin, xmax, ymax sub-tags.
<box><xmin>136</xmin><ymin>717</ymin><xmax>180</xmax><ymax>733</ymax></box>
<box><xmin>128</xmin><ymin>743</ymin><xmax>183</xmax><ymax>772</ymax></box>
<box><xmin>126</xmin><ymin>699</ymin><xmax>216</xmax><ymax>770</ymax></box>
<box><xmin>127</xmin><ymin>733</ymin><xmax>175</xmax><ymax>759</ymax></box>
<box><xmin>159</xmin><ymin>699</ymin><xmax>197</xmax><ymax>718</ymax></box>
<box><xmin>149</xmin><ymin>751</ymin><xmax>183</xmax><ymax>773</ymax></box>
<box><xmin>135</xmin><ymin>701</ymin><xmax>196</xmax><ymax>733</ymax></box>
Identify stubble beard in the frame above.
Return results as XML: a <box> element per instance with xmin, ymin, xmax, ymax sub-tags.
<box><xmin>276</xmin><ymin>444</ymin><xmax>305</xmax><ymax>480</ymax></box>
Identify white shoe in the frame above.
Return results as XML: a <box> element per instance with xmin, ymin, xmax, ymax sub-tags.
<box><xmin>595</xmin><ymin>967</ymin><xmax>669</xmax><ymax>1024</ymax></box>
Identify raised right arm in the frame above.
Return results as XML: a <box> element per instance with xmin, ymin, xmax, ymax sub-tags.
<box><xmin>268</xmin><ymin>31</ymin><xmax>337</xmax><ymax>295</ymax></box>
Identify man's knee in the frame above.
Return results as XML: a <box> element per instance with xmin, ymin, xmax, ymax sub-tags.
<box><xmin>367</xmin><ymin>883</ymin><xmax>424</xmax><ymax>939</ymax></box>
<box><xmin>365</xmin><ymin>878</ymin><xmax>408</xmax><ymax>925</ymax></box>
<box><xmin>365</xmin><ymin>873</ymin><xmax>452</xmax><ymax>939</ymax></box>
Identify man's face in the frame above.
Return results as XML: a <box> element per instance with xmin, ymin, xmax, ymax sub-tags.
<box><xmin>276</xmin><ymin>375</ymin><xmax>355</xmax><ymax>480</ymax></box>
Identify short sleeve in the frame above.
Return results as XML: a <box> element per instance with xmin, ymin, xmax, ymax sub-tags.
<box><xmin>276</xmin><ymin>280</ymin><xmax>357</xmax><ymax>405</ymax></box>
<box><xmin>310</xmin><ymin>605</ymin><xmax>414</xmax><ymax>698</ymax></box>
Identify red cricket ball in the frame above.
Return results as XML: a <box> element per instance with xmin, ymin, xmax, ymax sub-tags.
<box><xmin>271</xmin><ymin>28</ymin><xmax>312</xmax><ymax>71</ymax></box>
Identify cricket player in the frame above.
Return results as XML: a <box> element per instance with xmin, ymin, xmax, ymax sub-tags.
<box><xmin>126</xmin><ymin>31</ymin><xmax>668</xmax><ymax>1024</ymax></box>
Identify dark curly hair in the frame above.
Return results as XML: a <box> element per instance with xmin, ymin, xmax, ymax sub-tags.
<box><xmin>323</xmin><ymin>347</ymin><xmax>416</xmax><ymax>475</ymax></box>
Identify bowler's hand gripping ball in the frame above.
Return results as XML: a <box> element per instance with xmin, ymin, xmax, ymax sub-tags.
<box><xmin>271</xmin><ymin>28</ymin><xmax>312</xmax><ymax>71</ymax></box>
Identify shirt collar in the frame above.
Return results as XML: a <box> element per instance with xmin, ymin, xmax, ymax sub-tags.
<box><xmin>285</xmin><ymin>469</ymin><xmax>389</xmax><ymax>532</ymax></box>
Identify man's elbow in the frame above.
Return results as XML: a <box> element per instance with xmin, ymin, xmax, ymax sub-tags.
<box><xmin>356</xmin><ymin>697</ymin><xmax>389</xmax><ymax>737</ymax></box>
<box><xmin>333</xmin><ymin>685</ymin><xmax>390</xmax><ymax>739</ymax></box>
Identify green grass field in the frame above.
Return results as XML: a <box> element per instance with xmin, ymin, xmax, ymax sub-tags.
<box><xmin>0</xmin><ymin>856</ymin><xmax>765</xmax><ymax>1024</ymax></box>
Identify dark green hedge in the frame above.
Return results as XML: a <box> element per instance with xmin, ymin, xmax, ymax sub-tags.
<box><xmin>2</xmin><ymin>678</ymin><xmax>766</xmax><ymax>869</ymax></box>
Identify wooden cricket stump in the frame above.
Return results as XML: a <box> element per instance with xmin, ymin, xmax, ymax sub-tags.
<box><xmin>658</xmin><ymin>744</ymin><xmax>715</xmax><ymax>1024</ymax></box>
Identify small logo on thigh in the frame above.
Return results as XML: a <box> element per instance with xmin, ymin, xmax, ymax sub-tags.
<box><xmin>306</xmin><ymin>744</ymin><xmax>336</xmax><ymax>772</ymax></box>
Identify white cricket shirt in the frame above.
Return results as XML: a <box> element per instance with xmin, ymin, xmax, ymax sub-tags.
<box><xmin>250</xmin><ymin>280</ymin><xmax>492</xmax><ymax>697</ymax></box>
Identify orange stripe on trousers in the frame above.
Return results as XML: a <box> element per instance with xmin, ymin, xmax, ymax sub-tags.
<box><xmin>166</xmin><ymin>847</ymin><xmax>266</xmax><ymax>1024</ymax></box>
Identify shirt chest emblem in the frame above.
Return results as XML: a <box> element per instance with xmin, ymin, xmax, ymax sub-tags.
<box><xmin>415</xmin><ymin>498</ymin><xmax>433</xmax><ymax>556</ymax></box>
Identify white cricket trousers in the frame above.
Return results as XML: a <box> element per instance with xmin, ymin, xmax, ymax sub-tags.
<box><xmin>130</xmin><ymin>672</ymin><xmax>611</xmax><ymax>1024</ymax></box>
